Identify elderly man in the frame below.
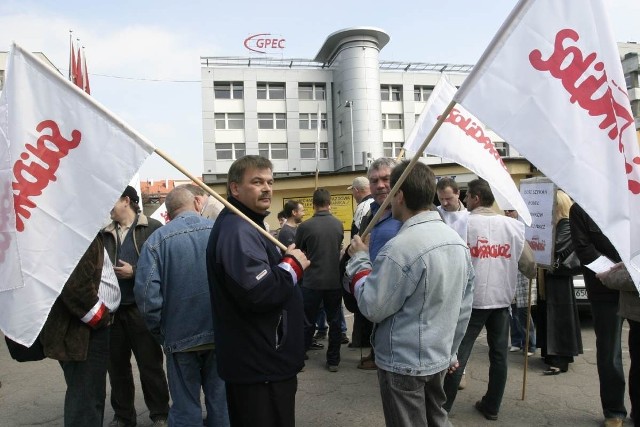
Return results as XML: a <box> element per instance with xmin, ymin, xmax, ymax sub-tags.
<box><xmin>443</xmin><ymin>178</ymin><xmax>535</xmax><ymax>421</ymax></box>
<box><xmin>101</xmin><ymin>185</ymin><xmax>169</xmax><ymax>427</ymax></box>
<box><xmin>206</xmin><ymin>155</ymin><xmax>309</xmax><ymax>427</ymax></box>
<box><xmin>346</xmin><ymin>161</ymin><xmax>474</xmax><ymax>427</ymax></box>
<box><xmin>348</xmin><ymin>176</ymin><xmax>374</xmax><ymax>238</ymax></box>
<box><xmin>135</xmin><ymin>186</ymin><xmax>229</xmax><ymax>427</ymax></box>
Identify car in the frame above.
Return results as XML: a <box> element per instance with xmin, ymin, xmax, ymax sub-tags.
<box><xmin>572</xmin><ymin>274</ymin><xmax>592</xmax><ymax>315</ymax></box>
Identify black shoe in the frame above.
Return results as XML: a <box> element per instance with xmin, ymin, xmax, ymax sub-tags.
<box><xmin>341</xmin><ymin>333</ymin><xmax>350</xmax><ymax>344</ymax></box>
<box><xmin>314</xmin><ymin>331</ymin><xmax>327</xmax><ymax>340</ymax></box>
<box><xmin>309</xmin><ymin>340</ymin><xmax>324</xmax><ymax>350</ymax></box>
<box><xmin>474</xmin><ymin>400</ymin><xmax>498</xmax><ymax>421</ymax></box>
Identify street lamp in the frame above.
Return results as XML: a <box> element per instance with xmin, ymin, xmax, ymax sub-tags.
<box><xmin>344</xmin><ymin>100</ymin><xmax>355</xmax><ymax>171</ymax></box>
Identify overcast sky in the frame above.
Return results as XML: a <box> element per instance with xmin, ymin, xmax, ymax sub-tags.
<box><xmin>1</xmin><ymin>0</ymin><xmax>638</xmax><ymax>180</ymax></box>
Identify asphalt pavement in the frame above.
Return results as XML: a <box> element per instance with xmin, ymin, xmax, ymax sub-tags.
<box><xmin>0</xmin><ymin>312</ymin><xmax>633</xmax><ymax>426</ymax></box>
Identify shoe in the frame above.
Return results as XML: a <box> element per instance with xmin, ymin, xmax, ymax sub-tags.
<box><xmin>341</xmin><ymin>333</ymin><xmax>350</xmax><ymax>344</ymax></box>
<box><xmin>360</xmin><ymin>352</ymin><xmax>374</xmax><ymax>363</ymax></box>
<box><xmin>152</xmin><ymin>419</ymin><xmax>168</xmax><ymax>427</ymax></box>
<box><xmin>474</xmin><ymin>400</ymin><xmax>498</xmax><ymax>421</ymax></box>
<box><xmin>357</xmin><ymin>359</ymin><xmax>377</xmax><ymax>370</ymax></box>
<box><xmin>542</xmin><ymin>366</ymin><xmax>567</xmax><ymax>375</ymax></box>
<box><xmin>109</xmin><ymin>417</ymin><xmax>135</xmax><ymax>427</ymax></box>
<box><xmin>603</xmin><ymin>417</ymin><xmax>624</xmax><ymax>427</ymax></box>
<box><xmin>314</xmin><ymin>330</ymin><xmax>327</xmax><ymax>340</ymax></box>
<box><xmin>309</xmin><ymin>340</ymin><xmax>324</xmax><ymax>350</ymax></box>
<box><xmin>526</xmin><ymin>351</ymin><xmax>535</xmax><ymax>357</ymax></box>
<box><xmin>458</xmin><ymin>373</ymin><xmax>467</xmax><ymax>390</ymax></box>
<box><xmin>509</xmin><ymin>346</ymin><xmax>521</xmax><ymax>352</ymax></box>
<box><xmin>326</xmin><ymin>363</ymin><xmax>339</xmax><ymax>373</ymax></box>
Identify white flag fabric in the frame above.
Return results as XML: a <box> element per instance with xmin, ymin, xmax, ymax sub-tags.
<box><xmin>0</xmin><ymin>43</ymin><xmax>155</xmax><ymax>345</ymax></box>
<box><xmin>404</xmin><ymin>75</ymin><xmax>532</xmax><ymax>225</ymax></box>
<box><xmin>453</xmin><ymin>0</ymin><xmax>640</xmax><ymax>291</ymax></box>
<box><xmin>150</xmin><ymin>202</ymin><xmax>170</xmax><ymax>224</ymax></box>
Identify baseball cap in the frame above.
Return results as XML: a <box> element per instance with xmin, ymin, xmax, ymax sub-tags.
<box><xmin>347</xmin><ymin>176</ymin><xmax>369</xmax><ymax>190</ymax></box>
<box><xmin>121</xmin><ymin>185</ymin><xmax>140</xmax><ymax>204</ymax></box>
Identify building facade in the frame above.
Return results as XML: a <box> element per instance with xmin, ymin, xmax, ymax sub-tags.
<box><xmin>200</xmin><ymin>29</ymin><xmax>640</xmax><ymax>185</ymax></box>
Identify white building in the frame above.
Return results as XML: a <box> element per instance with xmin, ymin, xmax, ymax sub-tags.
<box><xmin>201</xmin><ymin>28</ymin><xmax>640</xmax><ymax>183</ymax></box>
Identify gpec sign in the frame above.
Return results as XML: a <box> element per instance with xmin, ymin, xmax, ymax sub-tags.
<box><xmin>244</xmin><ymin>33</ymin><xmax>286</xmax><ymax>54</ymax></box>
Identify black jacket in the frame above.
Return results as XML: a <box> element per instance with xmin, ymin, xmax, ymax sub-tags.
<box><xmin>206</xmin><ymin>197</ymin><xmax>305</xmax><ymax>384</ymax></box>
<box><xmin>569</xmin><ymin>203</ymin><xmax>620</xmax><ymax>302</ymax></box>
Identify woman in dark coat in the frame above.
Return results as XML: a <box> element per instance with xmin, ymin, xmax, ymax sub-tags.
<box><xmin>537</xmin><ymin>190</ymin><xmax>583</xmax><ymax>374</ymax></box>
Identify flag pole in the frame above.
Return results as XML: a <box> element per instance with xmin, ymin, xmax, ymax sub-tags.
<box><xmin>153</xmin><ymin>148</ymin><xmax>288</xmax><ymax>252</ymax></box>
<box><xmin>395</xmin><ymin>148</ymin><xmax>405</xmax><ymax>162</ymax></box>
<box><xmin>360</xmin><ymin>100</ymin><xmax>457</xmax><ymax>238</ymax></box>
<box><xmin>315</xmin><ymin>105</ymin><xmax>321</xmax><ymax>190</ymax></box>
<box><xmin>522</xmin><ymin>276</ymin><xmax>534</xmax><ymax>400</ymax></box>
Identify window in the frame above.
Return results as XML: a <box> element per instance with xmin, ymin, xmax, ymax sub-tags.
<box><xmin>338</xmin><ymin>121</ymin><xmax>343</xmax><ymax>137</ymax></box>
<box><xmin>382</xmin><ymin>114</ymin><xmax>403</xmax><ymax>129</ymax></box>
<box><xmin>214</xmin><ymin>82</ymin><xmax>243</xmax><ymax>99</ymax></box>
<box><xmin>259</xmin><ymin>143</ymin><xmax>288</xmax><ymax>159</ymax></box>
<box><xmin>494</xmin><ymin>141</ymin><xmax>509</xmax><ymax>157</ymax></box>
<box><xmin>383</xmin><ymin>142</ymin><xmax>403</xmax><ymax>158</ymax></box>
<box><xmin>299</xmin><ymin>113</ymin><xmax>327</xmax><ymax>130</ymax></box>
<box><xmin>214</xmin><ymin>113</ymin><xmax>244</xmax><ymax>129</ymax></box>
<box><xmin>258</xmin><ymin>113</ymin><xmax>286</xmax><ymax>129</ymax></box>
<box><xmin>381</xmin><ymin>85</ymin><xmax>402</xmax><ymax>101</ymax></box>
<box><xmin>414</xmin><ymin>85</ymin><xmax>433</xmax><ymax>102</ymax></box>
<box><xmin>298</xmin><ymin>83</ymin><xmax>326</xmax><ymax>100</ymax></box>
<box><xmin>257</xmin><ymin>82</ymin><xmax>285</xmax><ymax>100</ymax></box>
<box><xmin>216</xmin><ymin>143</ymin><xmax>245</xmax><ymax>160</ymax></box>
<box><xmin>300</xmin><ymin>142</ymin><xmax>329</xmax><ymax>159</ymax></box>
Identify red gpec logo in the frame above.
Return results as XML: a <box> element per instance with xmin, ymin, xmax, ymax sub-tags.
<box><xmin>244</xmin><ymin>33</ymin><xmax>286</xmax><ymax>54</ymax></box>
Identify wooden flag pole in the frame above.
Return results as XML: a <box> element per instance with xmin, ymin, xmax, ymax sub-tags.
<box><xmin>395</xmin><ymin>148</ymin><xmax>405</xmax><ymax>162</ymax></box>
<box><xmin>153</xmin><ymin>147</ymin><xmax>288</xmax><ymax>252</ymax></box>
<box><xmin>360</xmin><ymin>100</ymin><xmax>456</xmax><ymax>238</ymax></box>
<box><xmin>522</xmin><ymin>276</ymin><xmax>534</xmax><ymax>400</ymax></box>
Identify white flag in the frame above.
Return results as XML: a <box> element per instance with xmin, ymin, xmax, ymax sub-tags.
<box><xmin>150</xmin><ymin>202</ymin><xmax>170</xmax><ymax>224</ymax></box>
<box><xmin>0</xmin><ymin>43</ymin><xmax>155</xmax><ymax>345</ymax></box>
<box><xmin>404</xmin><ymin>75</ymin><xmax>532</xmax><ymax>225</ymax></box>
<box><xmin>453</xmin><ymin>0</ymin><xmax>640</xmax><ymax>291</ymax></box>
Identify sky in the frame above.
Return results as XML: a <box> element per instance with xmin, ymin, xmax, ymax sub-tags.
<box><xmin>0</xmin><ymin>0</ymin><xmax>638</xmax><ymax>180</ymax></box>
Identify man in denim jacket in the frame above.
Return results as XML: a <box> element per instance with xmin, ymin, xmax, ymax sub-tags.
<box><xmin>135</xmin><ymin>186</ymin><xmax>229</xmax><ymax>427</ymax></box>
<box><xmin>346</xmin><ymin>161</ymin><xmax>474</xmax><ymax>427</ymax></box>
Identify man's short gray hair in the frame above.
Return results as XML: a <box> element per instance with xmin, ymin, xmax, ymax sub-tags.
<box><xmin>368</xmin><ymin>157</ymin><xmax>397</xmax><ymax>180</ymax></box>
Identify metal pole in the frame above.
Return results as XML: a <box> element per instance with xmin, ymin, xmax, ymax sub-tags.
<box><xmin>347</xmin><ymin>101</ymin><xmax>355</xmax><ymax>171</ymax></box>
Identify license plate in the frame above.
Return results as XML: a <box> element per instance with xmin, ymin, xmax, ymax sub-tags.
<box><xmin>574</xmin><ymin>289</ymin><xmax>588</xmax><ymax>300</ymax></box>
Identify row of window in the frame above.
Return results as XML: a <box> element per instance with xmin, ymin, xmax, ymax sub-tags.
<box><xmin>213</xmin><ymin>82</ymin><xmax>434</xmax><ymax>102</ymax></box>
<box><xmin>215</xmin><ymin>142</ymin><xmax>329</xmax><ymax>161</ymax></box>
<box><xmin>214</xmin><ymin>82</ymin><xmax>326</xmax><ymax>100</ymax></box>
<box><xmin>214</xmin><ymin>113</ymin><xmax>327</xmax><ymax>130</ymax></box>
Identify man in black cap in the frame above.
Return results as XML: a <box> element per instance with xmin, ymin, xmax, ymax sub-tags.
<box><xmin>101</xmin><ymin>186</ymin><xmax>169</xmax><ymax>427</ymax></box>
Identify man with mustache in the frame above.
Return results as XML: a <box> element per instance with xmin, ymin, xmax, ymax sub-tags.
<box><xmin>206</xmin><ymin>155</ymin><xmax>310</xmax><ymax>427</ymax></box>
<box><xmin>351</xmin><ymin>158</ymin><xmax>402</xmax><ymax>370</ymax></box>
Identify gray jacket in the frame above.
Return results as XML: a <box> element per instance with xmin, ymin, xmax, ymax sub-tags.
<box><xmin>599</xmin><ymin>264</ymin><xmax>640</xmax><ymax>323</ymax></box>
<box><xmin>347</xmin><ymin>211</ymin><xmax>475</xmax><ymax>376</ymax></box>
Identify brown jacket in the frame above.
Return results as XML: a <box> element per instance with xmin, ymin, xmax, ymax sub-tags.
<box><xmin>40</xmin><ymin>237</ymin><xmax>108</xmax><ymax>361</ymax></box>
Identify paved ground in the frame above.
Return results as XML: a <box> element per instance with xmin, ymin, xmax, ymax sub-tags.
<box><xmin>0</xmin><ymin>312</ymin><xmax>633</xmax><ymax>426</ymax></box>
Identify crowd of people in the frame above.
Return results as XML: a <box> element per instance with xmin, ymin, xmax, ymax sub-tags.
<box><xmin>11</xmin><ymin>154</ymin><xmax>639</xmax><ymax>427</ymax></box>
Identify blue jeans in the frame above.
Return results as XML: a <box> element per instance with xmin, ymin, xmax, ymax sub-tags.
<box><xmin>166</xmin><ymin>349</ymin><xmax>229</xmax><ymax>427</ymax></box>
<box><xmin>316</xmin><ymin>305</ymin><xmax>347</xmax><ymax>334</ymax></box>
<box><xmin>443</xmin><ymin>307</ymin><xmax>510</xmax><ymax>415</ymax></box>
<box><xmin>60</xmin><ymin>326</ymin><xmax>110</xmax><ymax>427</ymax></box>
<box><xmin>302</xmin><ymin>287</ymin><xmax>342</xmax><ymax>366</ymax></box>
<box><xmin>510</xmin><ymin>304</ymin><xmax>536</xmax><ymax>352</ymax></box>
<box><xmin>590</xmin><ymin>299</ymin><xmax>627</xmax><ymax>419</ymax></box>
